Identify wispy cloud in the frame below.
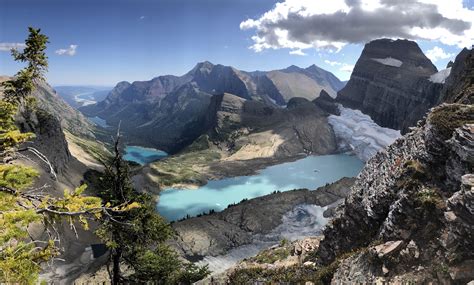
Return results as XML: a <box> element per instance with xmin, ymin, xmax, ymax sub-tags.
<box><xmin>324</xmin><ymin>60</ymin><xmax>342</xmax><ymax>66</ymax></box>
<box><xmin>289</xmin><ymin>49</ymin><xmax>307</xmax><ymax>56</ymax></box>
<box><xmin>139</xmin><ymin>15</ymin><xmax>146</xmax><ymax>20</ymax></box>
<box><xmin>340</xmin><ymin>64</ymin><xmax>355</xmax><ymax>73</ymax></box>
<box><xmin>0</xmin><ymin>42</ymin><xmax>26</xmax><ymax>52</ymax></box>
<box><xmin>324</xmin><ymin>60</ymin><xmax>353</xmax><ymax>73</ymax></box>
<box><xmin>425</xmin><ymin>46</ymin><xmax>455</xmax><ymax>62</ymax></box>
<box><xmin>55</xmin><ymin>44</ymin><xmax>77</xmax><ymax>56</ymax></box>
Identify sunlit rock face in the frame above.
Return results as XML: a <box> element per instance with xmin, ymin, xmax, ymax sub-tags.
<box><xmin>328</xmin><ymin>105</ymin><xmax>401</xmax><ymax>161</ymax></box>
<box><xmin>337</xmin><ymin>38</ymin><xmax>444</xmax><ymax>133</ymax></box>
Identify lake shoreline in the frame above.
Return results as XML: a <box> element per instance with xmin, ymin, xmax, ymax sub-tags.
<box><xmin>157</xmin><ymin>154</ymin><xmax>363</xmax><ymax>221</ymax></box>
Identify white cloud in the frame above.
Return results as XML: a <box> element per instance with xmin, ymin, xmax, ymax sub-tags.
<box><xmin>340</xmin><ymin>64</ymin><xmax>355</xmax><ymax>73</ymax></box>
<box><xmin>139</xmin><ymin>16</ymin><xmax>145</xmax><ymax>20</ymax></box>
<box><xmin>55</xmin><ymin>44</ymin><xmax>77</xmax><ymax>56</ymax></box>
<box><xmin>425</xmin><ymin>46</ymin><xmax>455</xmax><ymax>62</ymax></box>
<box><xmin>324</xmin><ymin>60</ymin><xmax>342</xmax><ymax>66</ymax></box>
<box><xmin>240</xmin><ymin>0</ymin><xmax>474</xmax><ymax>53</ymax></box>
<box><xmin>0</xmin><ymin>42</ymin><xmax>26</xmax><ymax>52</ymax></box>
<box><xmin>289</xmin><ymin>49</ymin><xmax>307</xmax><ymax>56</ymax></box>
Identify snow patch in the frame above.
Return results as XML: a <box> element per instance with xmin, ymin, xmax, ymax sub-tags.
<box><xmin>196</xmin><ymin>204</ymin><xmax>328</xmax><ymax>274</ymax></box>
<box><xmin>429</xmin><ymin>67</ymin><xmax>451</xmax><ymax>84</ymax></box>
<box><xmin>328</xmin><ymin>105</ymin><xmax>401</xmax><ymax>161</ymax></box>
<box><xmin>371</xmin><ymin>57</ymin><xmax>403</xmax><ymax>67</ymax></box>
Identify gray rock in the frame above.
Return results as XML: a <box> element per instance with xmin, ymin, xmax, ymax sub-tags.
<box><xmin>337</xmin><ymin>38</ymin><xmax>443</xmax><ymax>133</ymax></box>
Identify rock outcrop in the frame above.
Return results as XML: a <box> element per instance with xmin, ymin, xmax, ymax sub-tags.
<box><xmin>313</xmin><ymin>90</ymin><xmax>340</xmax><ymax>115</ymax></box>
<box><xmin>207</xmin><ymin>93</ymin><xmax>337</xmax><ymax>158</ymax></box>
<box><xmin>439</xmin><ymin>48</ymin><xmax>474</xmax><ymax>105</ymax></box>
<box><xmin>337</xmin><ymin>39</ymin><xmax>442</xmax><ymax>133</ymax></box>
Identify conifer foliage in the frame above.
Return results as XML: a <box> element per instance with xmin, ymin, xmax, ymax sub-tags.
<box><xmin>96</xmin><ymin>131</ymin><xmax>209</xmax><ymax>284</ymax></box>
<box><xmin>0</xmin><ymin>27</ymin><xmax>103</xmax><ymax>283</ymax></box>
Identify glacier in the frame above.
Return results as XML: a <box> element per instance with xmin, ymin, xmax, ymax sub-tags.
<box><xmin>429</xmin><ymin>67</ymin><xmax>452</xmax><ymax>84</ymax></box>
<box><xmin>328</xmin><ymin>105</ymin><xmax>401</xmax><ymax>161</ymax></box>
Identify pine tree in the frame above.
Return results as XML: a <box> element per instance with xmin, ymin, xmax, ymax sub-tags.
<box><xmin>2</xmin><ymin>27</ymin><xmax>48</xmax><ymax>104</ymax></box>
<box><xmin>96</xmin><ymin>132</ymin><xmax>209</xmax><ymax>284</ymax></box>
<box><xmin>0</xmin><ymin>27</ymin><xmax>104</xmax><ymax>284</ymax></box>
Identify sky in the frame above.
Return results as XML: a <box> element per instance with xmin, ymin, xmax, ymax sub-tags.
<box><xmin>0</xmin><ymin>0</ymin><xmax>473</xmax><ymax>86</ymax></box>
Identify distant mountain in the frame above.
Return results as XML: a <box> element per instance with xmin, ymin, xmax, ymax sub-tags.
<box><xmin>80</xmin><ymin>62</ymin><xmax>343</xmax><ymax>153</ymax></box>
<box><xmin>54</xmin><ymin>86</ymin><xmax>111</xmax><ymax>109</ymax></box>
<box><xmin>336</xmin><ymin>39</ymin><xmax>442</xmax><ymax>133</ymax></box>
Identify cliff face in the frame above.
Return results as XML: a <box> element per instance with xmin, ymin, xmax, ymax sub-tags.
<box><xmin>439</xmin><ymin>48</ymin><xmax>474</xmax><ymax>105</ymax></box>
<box><xmin>316</xmin><ymin>48</ymin><xmax>474</xmax><ymax>284</ymax></box>
<box><xmin>337</xmin><ymin>39</ymin><xmax>442</xmax><ymax>133</ymax></box>
<box><xmin>32</xmin><ymin>80</ymin><xmax>94</xmax><ymax>138</ymax></box>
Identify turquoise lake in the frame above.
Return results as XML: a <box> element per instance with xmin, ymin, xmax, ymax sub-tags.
<box><xmin>157</xmin><ymin>154</ymin><xmax>364</xmax><ymax>221</ymax></box>
<box><xmin>124</xmin><ymin>146</ymin><xmax>168</xmax><ymax>165</ymax></box>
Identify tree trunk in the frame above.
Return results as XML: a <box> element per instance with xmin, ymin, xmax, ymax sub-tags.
<box><xmin>112</xmin><ymin>249</ymin><xmax>122</xmax><ymax>285</ymax></box>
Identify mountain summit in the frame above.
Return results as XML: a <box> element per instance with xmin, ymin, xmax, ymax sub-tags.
<box><xmin>337</xmin><ymin>39</ymin><xmax>443</xmax><ymax>133</ymax></box>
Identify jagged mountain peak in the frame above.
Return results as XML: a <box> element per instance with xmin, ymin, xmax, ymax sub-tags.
<box><xmin>189</xmin><ymin>60</ymin><xmax>216</xmax><ymax>74</ymax></box>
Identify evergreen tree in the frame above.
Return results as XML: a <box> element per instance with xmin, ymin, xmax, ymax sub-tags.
<box><xmin>96</xmin><ymin>132</ymin><xmax>209</xmax><ymax>284</ymax></box>
<box><xmin>2</xmin><ymin>27</ymin><xmax>48</xmax><ymax>104</ymax></box>
<box><xmin>0</xmin><ymin>27</ymin><xmax>106</xmax><ymax>284</ymax></box>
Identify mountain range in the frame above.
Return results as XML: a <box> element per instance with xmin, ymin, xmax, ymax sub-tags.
<box><xmin>80</xmin><ymin>62</ymin><xmax>345</xmax><ymax>153</ymax></box>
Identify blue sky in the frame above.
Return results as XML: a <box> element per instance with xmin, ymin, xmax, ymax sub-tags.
<box><xmin>0</xmin><ymin>0</ymin><xmax>473</xmax><ymax>86</ymax></box>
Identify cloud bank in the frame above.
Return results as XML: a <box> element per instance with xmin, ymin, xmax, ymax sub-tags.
<box><xmin>0</xmin><ymin>42</ymin><xmax>26</xmax><ymax>52</ymax></box>
<box><xmin>425</xmin><ymin>46</ymin><xmax>455</xmax><ymax>62</ymax></box>
<box><xmin>240</xmin><ymin>0</ymin><xmax>474</xmax><ymax>54</ymax></box>
<box><xmin>55</xmin><ymin>44</ymin><xmax>78</xmax><ymax>56</ymax></box>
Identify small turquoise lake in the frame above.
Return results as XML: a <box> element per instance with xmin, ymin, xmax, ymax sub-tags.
<box><xmin>124</xmin><ymin>146</ymin><xmax>168</xmax><ymax>165</ymax></box>
<box><xmin>157</xmin><ymin>154</ymin><xmax>364</xmax><ymax>221</ymax></box>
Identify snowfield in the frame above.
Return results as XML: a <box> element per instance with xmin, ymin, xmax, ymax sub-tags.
<box><xmin>429</xmin><ymin>67</ymin><xmax>452</xmax><ymax>84</ymax></box>
<box><xmin>371</xmin><ymin>57</ymin><xmax>403</xmax><ymax>67</ymax></box>
<box><xmin>328</xmin><ymin>105</ymin><xmax>401</xmax><ymax>161</ymax></box>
